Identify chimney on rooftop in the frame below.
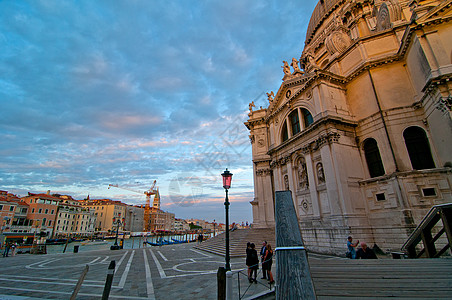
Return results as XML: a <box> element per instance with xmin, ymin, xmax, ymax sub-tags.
<box><xmin>47</xmin><ymin>190</ymin><xmax>51</xmax><ymax>195</ymax></box>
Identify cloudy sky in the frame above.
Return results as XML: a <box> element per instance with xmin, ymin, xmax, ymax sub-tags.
<box><xmin>0</xmin><ymin>0</ymin><xmax>317</xmax><ymax>224</ymax></box>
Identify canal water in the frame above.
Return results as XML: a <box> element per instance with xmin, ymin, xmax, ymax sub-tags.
<box><xmin>46</xmin><ymin>233</ymin><xmax>214</xmax><ymax>254</ymax></box>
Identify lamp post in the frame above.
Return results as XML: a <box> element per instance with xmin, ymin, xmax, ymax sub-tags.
<box><xmin>221</xmin><ymin>168</ymin><xmax>233</xmax><ymax>271</ymax></box>
<box><xmin>111</xmin><ymin>213</ymin><xmax>123</xmax><ymax>250</ymax></box>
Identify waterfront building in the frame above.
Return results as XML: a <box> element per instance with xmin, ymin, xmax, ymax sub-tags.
<box><xmin>0</xmin><ymin>191</ymin><xmax>17</xmax><ymax>233</ymax></box>
<box><xmin>203</xmin><ymin>221</ymin><xmax>221</xmax><ymax>234</ymax></box>
<box><xmin>186</xmin><ymin>218</ymin><xmax>206</xmax><ymax>229</ymax></box>
<box><xmin>163</xmin><ymin>210</ymin><xmax>175</xmax><ymax>232</ymax></box>
<box><xmin>245</xmin><ymin>0</ymin><xmax>452</xmax><ymax>255</ymax></box>
<box><xmin>53</xmin><ymin>195</ymin><xmax>96</xmax><ymax>237</ymax></box>
<box><xmin>21</xmin><ymin>192</ymin><xmax>60</xmax><ymax>237</ymax></box>
<box><xmin>79</xmin><ymin>199</ymin><xmax>127</xmax><ymax>233</ymax></box>
<box><xmin>150</xmin><ymin>207</ymin><xmax>175</xmax><ymax>232</ymax></box>
<box><xmin>216</xmin><ymin>223</ymin><xmax>225</xmax><ymax>232</ymax></box>
<box><xmin>10</xmin><ymin>200</ymin><xmax>30</xmax><ymax>233</ymax></box>
<box><xmin>174</xmin><ymin>218</ymin><xmax>189</xmax><ymax>232</ymax></box>
<box><xmin>124</xmin><ymin>205</ymin><xmax>145</xmax><ymax>232</ymax></box>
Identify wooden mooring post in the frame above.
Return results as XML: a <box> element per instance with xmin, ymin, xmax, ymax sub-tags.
<box><xmin>275</xmin><ymin>190</ymin><xmax>316</xmax><ymax>300</ymax></box>
<box><xmin>70</xmin><ymin>264</ymin><xmax>89</xmax><ymax>300</ymax></box>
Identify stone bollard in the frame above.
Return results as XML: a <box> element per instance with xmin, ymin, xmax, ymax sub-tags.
<box><xmin>102</xmin><ymin>260</ymin><xmax>116</xmax><ymax>300</ymax></box>
<box><xmin>226</xmin><ymin>271</ymin><xmax>233</xmax><ymax>300</ymax></box>
<box><xmin>217</xmin><ymin>267</ymin><xmax>226</xmax><ymax>300</ymax></box>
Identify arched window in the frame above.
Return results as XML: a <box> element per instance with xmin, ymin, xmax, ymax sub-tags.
<box><xmin>363</xmin><ymin>138</ymin><xmax>385</xmax><ymax>177</ymax></box>
<box><xmin>289</xmin><ymin>110</ymin><xmax>300</xmax><ymax>135</ymax></box>
<box><xmin>301</xmin><ymin>108</ymin><xmax>313</xmax><ymax>128</ymax></box>
<box><xmin>403</xmin><ymin>126</ymin><xmax>435</xmax><ymax>170</ymax></box>
<box><xmin>282</xmin><ymin>122</ymin><xmax>288</xmax><ymax>142</ymax></box>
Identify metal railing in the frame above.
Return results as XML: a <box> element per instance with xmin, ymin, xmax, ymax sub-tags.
<box><xmin>401</xmin><ymin>203</ymin><xmax>452</xmax><ymax>258</ymax></box>
<box><xmin>226</xmin><ymin>258</ymin><xmax>275</xmax><ymax>300</ymax></box>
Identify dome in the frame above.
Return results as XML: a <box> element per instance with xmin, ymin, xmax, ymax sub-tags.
<box><xmin>305</xmin><ymin>0</ymin><xmax>344</xmax><ymax>45</ymax></box>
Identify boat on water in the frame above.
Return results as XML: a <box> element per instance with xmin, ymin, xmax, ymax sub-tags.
<box><xmin>146</xmin><ymin>239</ymin><xmax>173</xmax><ymax>246</ymax></box>
<box><xmin>45</xmin><ymin>238</ymin><xmax>68</xmax><ymax>245</ymax></box>
<box><xmin>80</xmin><ymin>240</ymin><xmax>109</xmax><ymax>246</ymax></box>
<box><xmin>171</xmin><ymin>238</ymin><xmax>188</xmax><ymax>244</ymax></box>
<box><xmin>146</xmin><ymin>238</ymin><xmax>195</xmax><ymax>246</ymax></box>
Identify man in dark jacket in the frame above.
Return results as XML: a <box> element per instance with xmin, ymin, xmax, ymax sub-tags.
<box><xmin>356</xmin><ymin>242</ymin><xmax>377</xmax><ymax>259</ymax></box>
<box><xmin>260</xmin><ymin>241</ymin><xmax>267</xmax><ymax>279</ymax></box>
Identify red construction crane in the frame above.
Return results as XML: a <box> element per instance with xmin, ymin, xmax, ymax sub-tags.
<box><xmin>108</xmin><ymin>180</ymin><xmax>158</xmax><ymax>232</ymax></box>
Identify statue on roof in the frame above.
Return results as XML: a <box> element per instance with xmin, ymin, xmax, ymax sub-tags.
<box><xmin>282</xmin><ymin>60</ymin><xmax>294</xmax><ymax>81</ymax></box>
<box><xmin>282</xmin><ymin>61</ymin><xmax>291</xmax><ymax>76</ymax></box>
<box><xmin>266</xmin><ymin>91</ymin><xmax>275</xmax><ymax>103</ymax></box>
<box><xmin>291</xmin><ymin>58</ymin><xmax>301</xmax><ymax>72</ymax></box>
<box><xmin>249</xmin><ymin>101</ymin><xmax>256</xmax><ymax>112</ymax></box>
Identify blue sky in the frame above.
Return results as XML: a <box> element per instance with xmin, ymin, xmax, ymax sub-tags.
<box><xmin>0</xmin><ymin>0</ymin><xmax>317</xmax><ymax>224</ymax></box>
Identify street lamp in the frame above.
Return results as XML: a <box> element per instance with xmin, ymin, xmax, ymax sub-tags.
<box><xmin>221</xmin><ymin>168</ymin><xmax>233</xmax><ymax>271</ymax></box>
<box><xmin>111</xmin><ymin>213</ymin><xmax>123</xmax><ymax>250</ymax></box>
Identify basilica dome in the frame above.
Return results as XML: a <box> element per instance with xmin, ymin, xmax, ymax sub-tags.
<box><xmin>306</xmin><ymin>0</ymin><xmax>344</xmax><ymax>45</ymax></box>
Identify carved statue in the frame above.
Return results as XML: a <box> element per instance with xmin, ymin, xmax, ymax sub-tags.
<box><xmin>298</xmin><ymin>160</ymin><xmax>309</xmax><ymax>190</ymax></box>
<box><xmin>282</xmin><ymin>61</ymin><xmax>291</xmax><ymax>76</ymax></box>
<box><xmin>284</xmin><ymin>175</ymin><xmax>289</xmax><ymax>191</ymax></box>
<box><xmin>291</xmin><ymin>58</ymin><xmax>301</xmax><ymax>72</ymax></box>
<box><xmin>304</xmin><ymin>54</ymin><xmax>318</xmax><ymax>71</ymax></box>
<box><xmin>249</xmin><ymin>101</ymin><xmax>255</xmax><ymax>112</ymax></box>
<box><xmin>266</xmin><ymin>91</ymin><xmax>275</xmax><ymax>103</ymax></box>
<box><xmin>316</xmin><ymin>162</ymin><xmax>325</xmax><ymax>184</ymax></box>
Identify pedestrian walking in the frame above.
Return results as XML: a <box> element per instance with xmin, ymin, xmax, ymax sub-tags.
<box><xmin>246</xmin><ymin>243</ymin><xmax>259</xmax><ymax>283</ymax></box>
<box><xmin>346</xmin><ymin>236</ymin><xmax>359</xmax><ymax>259</ymax></box>
<box><xmin>3</xmin><ymin>242</ymin><xmax>10</xmax><ymax>257</ymax></box>
<box><xmin>246</xmin><ymin>242</ymin><xmax>251</xmax><ymax>280</ymax></box>
<box><xmin>260</xmin><ymin>241</ymin><xmax>267</xmax><ymax>279</ymax></box>
<box><xmin>263</xmin><ymin>243</ymin><xmax>274</xmax><ymax>284</ymax></box>
<box><xmin>11</xmin><ymin>242</ymin><xmax>17</xmax><ymax>257</ymax></box>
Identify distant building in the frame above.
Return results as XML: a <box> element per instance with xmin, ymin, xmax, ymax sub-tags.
<box><xmin>0</xmin><ymin>191</ymin><xmax>19</xmax><ymax>232</ymax></box>
<box><xmin>10</xmin><ymin>200</ymin><xmax>30</xmax><ymax>233</ymax></box>
<box><xmin>21</xmin><ymin>192</ymin><xmax>60</xmax><ymax>237</ymax></box>
<box><xmin>216</xmin><ymin>223</ymin><xmax>225</xmax><ymax>232</ymax></box>
<box><xmin>186</xmin><ymin>218</ymin><xmax>206</xmax><ymax>229</ymax></box>
<box><xmin>53</xmin><ymin>195</ymin><xmax>96</xmax><ymax>237</ymax></box>
<box><xmin>79</xmin><ymin>199</ymin><xmax>127</xmax><ymax>233</ymax></box>
<box><xmin>174</xmin><ymin>218</ymin><xmax>189</xmax><ymax>232</ymax></box>
<box><xmin>203</xmin><ymin>221</ymin><xmax>216</xmax><ymax>232</ymax></box>
<box><xmin>150</xmin><ymin>207</ymin><xmax>175</xmax><ymax>232</ymax></box>
<box><xmin>124</xmin><ymin>205</ymin><xmax>144</xmax><ymax>232</ymax></box>
<box><xmin>246</xmin><ymin>0</ymin><xmax>452</xmax><ymax>255</ymax></box>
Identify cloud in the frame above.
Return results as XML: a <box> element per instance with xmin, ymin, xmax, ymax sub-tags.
<box><xmin>0</xmin><ymin>0</ymin><xmax>319</xmax><ymax>223</ymax></box>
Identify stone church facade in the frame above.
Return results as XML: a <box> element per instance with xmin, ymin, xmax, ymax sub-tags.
<box><xmin>245</xmin><ymin>0</ymin><xmax>452</xmax><ymax>255</ymax></box>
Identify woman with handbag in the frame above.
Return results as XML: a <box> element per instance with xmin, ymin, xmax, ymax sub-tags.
<box><xmin>263</xmin><ymin>243</ymin><xmax>274</xmax><ymax>284</ymax></box>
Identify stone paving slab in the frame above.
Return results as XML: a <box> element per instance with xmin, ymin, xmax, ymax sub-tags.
<box><xmin>0</xmin><ymin>243</ymin><xmax>274</xmax><ymax>300</ymax></box>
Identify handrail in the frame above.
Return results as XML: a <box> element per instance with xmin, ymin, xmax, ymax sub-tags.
<box><xmin>227</xmin><ymin>257</ymin><xmax>275</xmax><ymax>300</ymax></box>
<box><xmin>401</xmin><ymin>203</ymin><xmax>452</xmax><ymax>251</ymax></box>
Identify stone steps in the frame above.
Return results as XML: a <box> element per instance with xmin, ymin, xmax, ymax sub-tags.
<box><xmin>196</xmin><ymin>228</ymin><xmax>452</xmax><ymax>299</ymax></box>
<box><xmin>195</xmin><ymin>228</ymin><xmax>275</xmax><ymax>257</ymax></box>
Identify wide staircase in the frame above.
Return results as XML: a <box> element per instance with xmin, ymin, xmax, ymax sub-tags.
<box><xmin>195</xmin><ymin>228</ymin><xmax>275</xmax><ymax>257</ymax></box>
<box><xmin>198</xmin><ymin>224</ymin><xmax>452</xmax><ymax>299</ymax></box>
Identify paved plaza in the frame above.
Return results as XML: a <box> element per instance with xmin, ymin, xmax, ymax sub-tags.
<box><xmin>0</xmin><ymin>243</ymin><xmax>274</xmax><ymax>300</ymax></box>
